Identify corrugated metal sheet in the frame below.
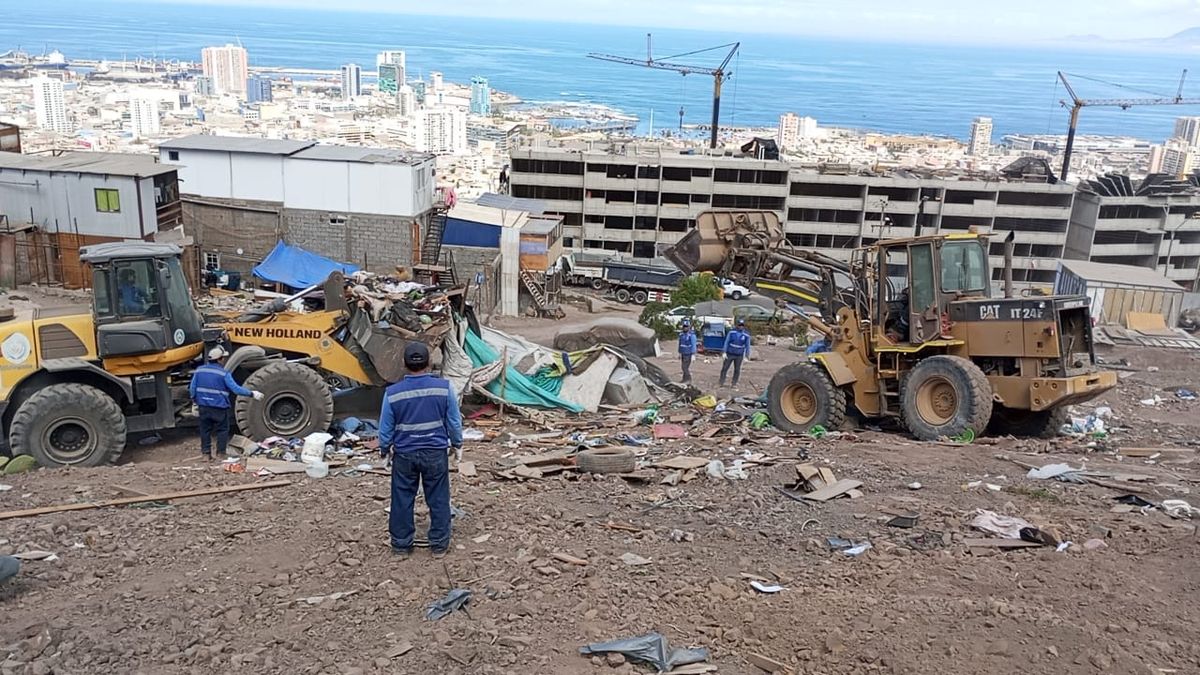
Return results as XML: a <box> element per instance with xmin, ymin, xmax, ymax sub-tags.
<box><xmin>1056</xmin><ymin>259</ymin><xmax>1181</xmax><ymax>291</ymax></box>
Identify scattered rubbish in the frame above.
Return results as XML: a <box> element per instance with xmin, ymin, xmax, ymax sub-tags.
<box><xmin>619</xmin><ymin>552</ymin><xmax>652</xmax><ymax>567</ymax></box>
<box><xmin>886</xmin><ymin>514</ymin><xmax>919</xmax><ymax>529</ymax></box>
<box><xmin>966</xmin><ymin>480</ymin><xmax>1002</xmax><ymax>491</ymax></box>
<box><xmin>971</xmin><ymin>509</ymin><xmax>1034</xmax><ymax>539</ymax></box>
<box><xmin>1018</xmin><ymin>527</ymin><xmax>1059</xmax><ymax>547</ymax></box>
<box><xmin>749</xmin><ymin>411</ymin><xmax>771</xmax><ymax>430</ymax></box>
<box><xmin>579</xmin><ymin>633</ymin><xmax>709</xmax><ymax>671</ymax></box>
<box><xmin>841</xmin><ymin>542</ymin><xmax>872</xmax><ymax>557</ymax></box>
<box><xmin>0</xmin><ymin>484</ymin><xmax>11</xmax><ymax>492</ymax></box>
<box><xmin>705</xmin><ymin>459</ymin><xmax>749</xmax><ymax>480</ymax></box>
<box><xmin>576</xmin><ymin>448</ymin><xmax>637</xmax><ymax>475</ymax></box>
<box><xmin>807</xmin><ymin>424</ymin><xmax>827</xmax><ymax>439</ymax></box>
<box><xmin>1162</xmin><ymin>499</ymin><xmax>1198</xmax><ymax>519</ymax></box>
<box><xmin>747</xmin><ymin>653</ymin><xmax>790</xmax><ymax>674</ymax></box>
<box><xmin>652</xmin><ymin>423</ymin><xmax>687</xmax><ymax>440</ymax></box>
<box><xmin>1177</xmin><ymin>388</ymin><xmax>1197</xmax><ymax>401</ymax></box>
<box><xmin>750</xmin><ymin>580</ymin><xmax>785</xmax><ymax>593</ymax></box>
<box><xmin>1083</xmin><ymin>538</ymin><xmax>1108</xmax><ymax>551</ymax></box>
<box><xmin>458</xmin><ymin>462</ymin><xmax>478</xmax><ymax>478</ymax></box>
<box><xmin>1114</xmin><ymin>494</ymin><xmax>1156</xmax><ymax>508</ymax></box>
<box><xmin>963</xmin><ymin>538</ymin><xmax>1042</xmax><ymax>550</ymax></box>
<box><xmin>462</xmin><ymin>428</ymin><xmax>487</xmax><ymax>441</ymax></box>
<box><xmin>299</xmin><ymin>590</ymin><xmax>358</xmax><ymax>606</ymax></box>
<box><xmin>11</xmin><ymin>550</ymin><xmax>58</xmax><ymax>561</ymax></box>
<box><xmin>1060</xmin><ymin>413</ymin><xmax>1108</xmax><ymax>438</ymax></box>
<box><xmin>1056</xmin><ymin>542</ymin><xmax>1071</xmax><ymax>553</ymax></box>
<box><xmin>1140</xmin><ymin>396</ymin><xmax>1163</xmax><ymax>407</ymax></box>
<box><xmin>425</xmin><ymin>588</ymin><xmax>471</xmax><ymax>621</ymax></box>
<box><xmin>0</xmin><ymin>481</ymin><xmax>292</xmax><ymax>521</ymax></box>
<box><xmin>668</xmin><ymin>529</ymin><xmax>694</xmax><ymax>543</ymax></box>
<box><xmin>692</xmin><ymin>395</ymin><xmax>717</xmax><ymax>409</ymax></box>
<box><xmin>952</xmin><ymin>428</ymin><xmax>976</xmax><ymax>444</ymax></box>
<box><xmin>387</xmin><ymin>642</ymin><xmax>414</xmax><ymax>659</ymax></box>
<box><xmin>827</xmin><ymin>538</ymin><xmax>871</xmax><ymax>556</ymax></box>
<box><xmin>551</xmin><ymin>551</ymin><xmax>589</xmax><ymax>566</ymax></box>
<box><xmin>3</xmin><ymin>455</ymin><xmax>37</xmax><ymax>475</ymax></box>
<box><xmin>301</xmin><ymin>432</ymin><xmax>333</xmax><ymax>465</ymax></box>
<box><xmin>1026</xmin><ymin>463</ymin><xmax>1087</xmax><ymax>484</ymax></box>
<box><xmin>906</xmin><ymin>482</ymin><xmax>923</xmax><ymax>490</ymax></box>
<box><xmin>654</xmin><ymin>456</ymin><xmax>711</xmax><ymax>471</ymax></box>
<box><xmin>305</xmin><ymin>460</ymin><xmax>330</xmax><ymax>479</ymax></box>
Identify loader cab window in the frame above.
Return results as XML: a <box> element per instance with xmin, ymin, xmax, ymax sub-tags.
<box><xmin>940</xmin><ymin>241</ymin><xmax>988</xmax><ymax>296</ymax></box>
<box><xmin>113</xmin><ymin>260</ymin><xmax>160</xmax><ymax>318</ymax></box>
<box><xmin>161</xmin><ymin>257</ymin><xmax>195</xmax><ymax>324</ymax></box>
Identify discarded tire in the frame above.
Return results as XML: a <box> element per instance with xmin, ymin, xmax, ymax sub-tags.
<box><xmin>576</xmin><ymin>448</ymin><xmax>637</xmax><ymax>474</ymax></box>
<box><xmin>235</xmin><ymin>361</ymin><xmax>333</xmax><ymax>440</ymax></box>
<box><xmin>10</xmin><ymin>383</ymin><xmax>127</xmax><ymax>467</ymax></box>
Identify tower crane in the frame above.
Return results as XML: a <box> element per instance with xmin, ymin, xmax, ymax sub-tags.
<box><xmin>1058</xmin><ymin>69</ymin><xmax>1200</xmax><ymax>180</ymax></box>
<box><xmin>589</xmin><ymin>34</ymin><xmax>740</xmax><ymax>149</ymax></box>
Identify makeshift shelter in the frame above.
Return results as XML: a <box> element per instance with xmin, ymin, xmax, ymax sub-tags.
<box><xmin>1055</xmin><ymin>259</ymin><xmax>1183</xmax><ymax>328</ymax></box>
<box><xmin>253</xmin><ymin>241</ymin><xmax>360</xmax><ymax>289</ymax></box>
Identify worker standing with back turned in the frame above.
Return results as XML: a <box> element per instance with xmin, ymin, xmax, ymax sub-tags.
<box><xmin>379</xmin><ymin>342</ymin><xmax>463</xmax><ymax>560</ymax></box>
<box><xmin>677</xmin><ymin>320</ymin><xmax>697</xmax><ymax>384</ymax></box>
<box><xmin>719</xmin><ymin>319</ymin><xmax>751</xmax><ymax>388</ymax></box>
<box><xmin>188</xmin><ymin>347</ymin><xmax>263</xmax><ymax>459</ymax></box>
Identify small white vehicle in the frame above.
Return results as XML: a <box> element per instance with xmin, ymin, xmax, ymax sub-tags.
<box><xmin>718</xmin><ymin>277</ymin><xmax>752</xmax><ymax>300</ymax></box>
<box><xmin>661</xmin><ymin>305</ymin><xmax>696</xmax><ymax>328</ymax></box>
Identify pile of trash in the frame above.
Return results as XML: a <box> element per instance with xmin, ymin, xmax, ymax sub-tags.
<box><xmin>220</xmin><ymin>419</ymin><xmax>385</xmax><ymax>479</ymax></box>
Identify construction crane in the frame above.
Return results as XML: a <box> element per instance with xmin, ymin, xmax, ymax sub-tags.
<box><xmin>589</xmin><ymin>34</ymin><xmax>740</xmax><ymax>149</ymax></box>
<box><xmin>1058</xmin><ymin>69</ymin><xmax>1200</xmax><ymax>180</ymax></box>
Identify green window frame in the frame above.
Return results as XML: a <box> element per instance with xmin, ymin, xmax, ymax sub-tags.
<box><xmin>95</xmin><ymin>188</ymin><xmax>121</xmax><ymax>213</ymax></box>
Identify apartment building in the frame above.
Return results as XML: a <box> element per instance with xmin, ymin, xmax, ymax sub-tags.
<box><xmin>1066</xmin><ymin>173</ymin><xmax>1200</xmax><ymax>290</ymax></box>
<box><xmin>509</xmin><ymin>144</ymin><xmax>790</xmax><ymax>260</ymax></box>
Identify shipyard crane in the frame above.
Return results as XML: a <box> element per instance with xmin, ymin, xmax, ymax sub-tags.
<box><xmin>589</xmin><ymin>34</ymin><xmax>739</xmax><ymax>149</ymax></box>
<box><xmin>1059</xmin><ymin>69</ymin><xmax>1200</xmax><ymax>180</ymax></box>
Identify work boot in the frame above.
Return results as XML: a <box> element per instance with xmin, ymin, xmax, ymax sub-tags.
<box><xmin>392</xmin><ymin>548</ymin><xmax>412</xmax><ymax>561</ymax></box>
<box><xmin>431</xmin><ymin>548</ymin><xmax>448</xmax><ymax>559</ymax></box>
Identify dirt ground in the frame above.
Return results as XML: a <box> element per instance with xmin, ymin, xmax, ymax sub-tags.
<box><xmin>2</xmin><ymin>294</ymin><xmax>1200</xmax><ymax>674</ymax></box>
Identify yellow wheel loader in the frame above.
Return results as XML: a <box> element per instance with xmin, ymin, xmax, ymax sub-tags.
<box><xmin>665</xmin><ymin>211</ymin><xmax>1117</xmax><ymax>441</ymax></box>
<box><xmin>0</xmin><ymin>242</ymin><xmax>457</xmax><ymax>467</ymax></box>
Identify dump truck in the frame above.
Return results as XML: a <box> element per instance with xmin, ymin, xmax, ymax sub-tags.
<box><xmin>602</xmin><ymin>261</ymin><xmax>683</xmax><ymax>305</ymax></box>
<box><xmin>0</xmin><ymin>241</ymin><xmax>461</xmax><ymax>467</ymax></box>
<box><xmin>665</xmin><ymin>211</ymin><xmax>1117</xmax><ymax>440</ymax></box>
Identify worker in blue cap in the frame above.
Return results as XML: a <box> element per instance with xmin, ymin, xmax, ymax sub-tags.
<box><xmin>677</xmin><ymin>319</ymin><xmax>697</xmax><ymax>384</ymax></box>
<box><xmin>719</xmin><ymin>318</ymin><xmax>751</xmax><ymax>388</ymax></box>
<box><xmin>378</xmin><ymin>341</ymin><xmax>463</xmax><ymax>559</ymax></box>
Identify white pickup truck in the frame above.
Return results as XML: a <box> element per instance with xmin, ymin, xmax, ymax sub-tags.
<box><xmin>718</xmin><ymin>278</ymin><xmax>752</xmax><ymax>300</ymax></box>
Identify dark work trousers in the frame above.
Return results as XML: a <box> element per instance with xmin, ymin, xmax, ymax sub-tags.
<box><xmin>198</xmin><ymin>405</ymin><xmax>230</xmax><ymax>456</ymax></box>
<box><xmin>719</xmin><ymin>354</ymin><xmax>744</xmax><ymax>386</ymax></box>
<box><xmin>680</xmin><ymin>354</ymin><xmax>693</xmax><ymax>383</ymax></box>
<box><xmin>389</xmin><ymin>447</ymin><xmax>452</xmax><ymax>552</ymax></box>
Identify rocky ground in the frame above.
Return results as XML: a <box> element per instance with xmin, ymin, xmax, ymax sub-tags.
<box><xmin>2</xmin><ymin>302</ymin><xmax>1199</xmax><ymax>674</ymax></box>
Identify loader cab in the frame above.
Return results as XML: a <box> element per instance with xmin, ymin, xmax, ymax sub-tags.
<box><xmin>878</xmin><ymin>235</ymin><xmax>991</xmax><ymax>345</ymax></box>
<box><xmin>80</xmin><ymin>242</ymin><xmax>204</xmax><ymax>358</ymax></box>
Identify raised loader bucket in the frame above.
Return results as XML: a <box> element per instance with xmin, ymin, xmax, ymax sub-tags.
<box><xmin>663</xmin><ymin>210</ymin><xmax>785</xmax><ymax>274</ymax></box>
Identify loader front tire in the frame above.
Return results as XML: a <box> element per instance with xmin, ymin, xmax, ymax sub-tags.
<box><xmin>10</xmin><ymin>383</ymin><xmax>126</xmax><ymax>467</ymax></box>
<box><xmin>235</xmin><ymin>362</ymin><xmax>333</xmax><ymax>440</ymax></box>
<box><xmin>902</xmin><ymin>356</ymin><xmax>993</xmax><ymax>441</ymax></box>
<box><xmin>767</xmin><ymin>362</ymin><xmax>846</xmax><ymax>434</ymax></box>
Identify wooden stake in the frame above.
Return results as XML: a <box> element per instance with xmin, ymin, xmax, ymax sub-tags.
<box><xmin>0</xmin><ymin>480</ymin><xmax>292</xmax><ymax>521</ymax></box>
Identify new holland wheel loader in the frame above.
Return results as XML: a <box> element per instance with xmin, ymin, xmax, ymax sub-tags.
<box><xmin>0</xmin><ymin>241</ymin><xmax>458</xmax><ymax>467</ymax></box>
<box><xmin>665</xmin><ymin>211</ymin><xmax>1118</xmax><ymax>441</ymax></box>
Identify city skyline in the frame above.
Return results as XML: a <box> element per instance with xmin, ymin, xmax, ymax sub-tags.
<box><xmin>145</xmin><ymin>0</ymin><xmax>1200</xmax><ymax>44</ymax></box>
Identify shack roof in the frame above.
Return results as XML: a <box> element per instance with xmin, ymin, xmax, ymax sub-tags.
<box><xmin>1058</xmin><ymin>259</ymin><xmax>1182</xmax><ymax>291</ymax></box>
<box><xmin>158</xmin><ymin>134</ymin><xmax>314</xmax><ymax>155</ymax></box>
<box><xmin>0</xmin><ymin>151</ymin><xmax>178</xmax><ymax>178</ymax></box>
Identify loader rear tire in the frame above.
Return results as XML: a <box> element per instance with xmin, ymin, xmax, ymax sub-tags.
<box><xmin>767</xmin><ymin>362</ymin><xmax>846</xmax><ymax>434</ymax></box>
<box><xmin>10</xmin><ymin>383</ymin><xmax>126</xmax><ymax>467</ymax></box>
<box><xmin>235</xmin><ymin>362</ymin><xmax>333</xmax><ymax>440</ymax></box>
<box><xmin>987</xmin><ymin>405</ymin><xmax>1069</xmax><ymax>439</ymax></box>
<box><xmin>902</xmin><ymin>356</ymin><xmax>993</xmax><ymax>442</ymax></box>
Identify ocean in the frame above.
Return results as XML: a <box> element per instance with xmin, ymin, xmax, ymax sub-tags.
<box><xmin>2</xmin><ymin>0</ymin><xmax>1196</xmax><ymax>142</ymax></box>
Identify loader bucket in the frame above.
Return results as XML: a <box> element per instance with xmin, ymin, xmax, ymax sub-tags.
<box><xmin>664</xmin><ymin>210</ymin><xmax>786</xmax><ymax>274</ymax></box>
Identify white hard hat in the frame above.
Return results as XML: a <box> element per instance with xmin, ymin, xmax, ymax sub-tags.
<box><xmin>208</xmin><ymin>346</ymin><xmax>228</xmax><ymax>361</ymax></box>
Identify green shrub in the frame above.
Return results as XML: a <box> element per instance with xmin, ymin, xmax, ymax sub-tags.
<box><xmin>639</xmin><ymin>301</ymin><xmax>677</xmax><ymax>339</ymax></box>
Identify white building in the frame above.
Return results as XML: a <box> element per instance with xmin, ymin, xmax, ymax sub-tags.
<box><xmin>968</xmin><ymin>116</ymin><xmax>993</xmax><ymax>156</ymax></box>
<box><xmin>201</xmin><ymin>44</ymin><xmax>249</xmax><ymax>95</ymax></box>
<box><xmin>1160</xmin><ymin>141</ymin><xmax>1197</xmax><ymax>177</ymax></box>
<box><xmin>1173</xmin><ymin>116</ymin><xmax>1200</xmax><ymax>147</ymax></box>
<box><xmin>415</xmin><ymin>107</ymin><xmax>467</xmax><ymax>155</ymax></box>
<box><xmin>397</xmin><ymin>84</ymin><xmax>416</xmax><ymax>118</ymax></box>
<box><xmin>32</xmin><ymin>78</ymin><xmax>69</xmax><ymax>133</ymax></box>
<box><xmin>776</xmin><ymin>112</ymin><xmax>817</xmax><ymax>150</ymax></box>
<box><xmin>376</xmin><ymin>50</ymin><xmax>406</xmax><ymax>83</ymax></box>
<box><xmin>129</xmin><ymin>97</ymin><xmax>160</xmax><ymax>139</ymax></box>
<box><xmin>341</xmin><ymin>63</ymin><xmax>362</xmax><ymax>100</ymax></box>
<box><xmin>430</xmin><ymin>71</ymin><xmax>444</xmax><ymax>92</ymax></box>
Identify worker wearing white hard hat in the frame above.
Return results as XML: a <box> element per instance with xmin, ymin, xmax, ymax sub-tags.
<box><xmin>188</xmin><ymin>347</ymin><xmax>264</xmax><ymax>459</ymax></box>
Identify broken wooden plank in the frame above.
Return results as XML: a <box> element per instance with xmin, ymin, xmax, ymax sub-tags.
<box><xmin>0</xmin><ymin>480</ymin><xmax>292</xmax><ymax>521</ymax></box>
<box><xmin>818</xmin><ymin>467</ymin><xmax>837</xmax><ymax>485</ymax></box>
<box><xmin>801</xmin><ymin>479</ymin><xmax>863</xmax><ymax>502</ymax></box>
<box><xmin>603</xmin><ymin>521</ymin><xmax>642</xmax><ymax>533</ymax></box>
<box><xmin>796</xmin><ymin>464</ymin><xmax>821</xmax><ymax>482</ymax></box>
<box><xmin>963</xmin><ymin>538</ymin><xmax>1042</xmax><ymax>549</ymax></box>
<box><xmin>245</xmin><ymin>458</ymin><xmax>311</xmax><ymax>475</ymax></box>
<box><xmin>653</xmin><ymin>456</ymin><xmax>710</xmax><ymax>471</ymax></box>
<box><xmin>666</xmin><ymin>665</ymin><xmax>717</xmax><ymax>674</ymax></box>
<box><xmin>511</xmin><ymin>465</ymin><xmax>544</xmax><ymax>480</ymax></box>
<box><xmin>496</xmin><ymin>450</ymin><xmax>574</xmax><ymax>469</ymax></box>
<box><xmin>457</xmin><ymin>461</ymin><xmax>478</xmax><ymax>477</ymax></box>
<box><xmin>1118</xmin><ymin>447</ymin><xmax>1195</xmax><ymax>457</ymax></box>
<box><xmin>747</xmin><ymin>652</ymin><xmax>792</xmax><ymax>673</ymax></box>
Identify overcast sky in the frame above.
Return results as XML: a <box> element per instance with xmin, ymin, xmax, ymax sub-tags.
<box><xmin>159</xmin><ymin>0</ymin><xmax>1200</xmax><ymax>42</ymax></box>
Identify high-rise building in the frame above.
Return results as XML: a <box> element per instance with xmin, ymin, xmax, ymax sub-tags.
<box><xmin>376</xmin><ymin>50</ymin><xmax>406</xmax><ymax>87</ymax></box>
<box><xmin>470</xmin><ymin>76</ymin><xmax>491</xmax><ymax>116</ymax></box>
<box><xmin>412</xmin><ymin>79</ymin><xmax>427</xmax><ymax>105</ymax></box>
<box><xmin>967</xmin><ymin>116</ymin><xmax>993</xmax><ymax>156</ymax></box>
<box><xmin>415</xmin><ymin>107</ymin><xmax>467</xmax><ymax>155</ymax></box>
<box><xmin>397</xmin><ymin>84</ymin><xmax>416</xmax><ymax>118</ymax></box>
<box><xmin>1173</xmin><ymin>116</ymin><xmax>1200</xmax><ymax>147</ymax></box>
<box><xmin>247</xmin><ymin>76</ymin><xmax>273</xmax><ymax>103</ymax></box>
<box><xmin>128</xmin><ymin>97</ymin><xmax>160</xmax><ymax>139</ymax></box>
<box><xmin>194</xmin><ymin>76</ymin><xmax>215</xmax><ymax>97</ymax></box>
<box><xmin>777</xmin><ymin>112</ymin><xmax>817</xmax><ymax>150</ymax></box>
<box><xmin>341</xmin><ymin>63</ymin><xmax>362</xmax><ymax>99</ymax></box>
<box><xmin>430</xmin><ymin>71</ymin><xmax>444</xmax><ymax>92</ymax></box>
<box><xmin>1161</xmin><ymin>141</ymin><xmax>1197</xmax><ymax>178</ymax></box>
<box><xmin>1149</xmin><ymin>144</ymin><xmax>1166</xmax><ymax>174</ymax></box>
<box><xmin>201</xmin><ymin>44</ymin><xmax>249</xmax><ymax>95</ymax></box>
<box><xmin>378</xmin><ymin>64</ymin><xmax>402</xmax><ymax>95</ymax></box>
<box><xmin>32</xmin><ymin>78</ymin><xmax>69</xmax><ymax>133</ymax></box>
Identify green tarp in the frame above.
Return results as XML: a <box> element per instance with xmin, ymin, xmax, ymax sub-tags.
<box><xmin>464</xmin><ymin>329</ymin><xmax>583</xmax><ymax>413</ymax></box>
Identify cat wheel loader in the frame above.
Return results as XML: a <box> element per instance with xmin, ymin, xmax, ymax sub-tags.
<box><xmin>0</xmin><ymin>242</ymin><xmax>460</xmax><ymax>467</ymax></box>
<box><xmin>665</xmin><ymin>211</ymin><xmax>1117</xmax><ymax>441</ymax></box>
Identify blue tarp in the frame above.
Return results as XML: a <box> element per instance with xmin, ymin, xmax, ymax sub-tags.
<box><xmin>252</xmin><ymin>241</ymin><xmax>359</xmax><ymax>289</ymax></box>
<box><xmin>464</xmin><ymin>329</ymin><xmax>583</xmax><ymax>413</ymax></box>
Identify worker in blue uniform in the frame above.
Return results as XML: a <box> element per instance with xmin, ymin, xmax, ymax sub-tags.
<box><xmin>719</xmin><ymin>319</ymin><xmax>752</xmax><ymax>388</ymax></box>
<box><xmin>188</xmin><ymin>347</ymin><xmax>262</xmax><ymax>459</ymax></box>
<box><xmin>117</xmin><ymin>268</ymin><xmax>152</xmax><ymax>315</ymax></box>
<box><xmin>379</xmin><ymin>342</ymin><xmax>463</xmax><ymax>559</ymax></box>
<box><xmin>677</xmin><ymin>320</ymin><xmax>697</xmax><ymax>384</ymax></box>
